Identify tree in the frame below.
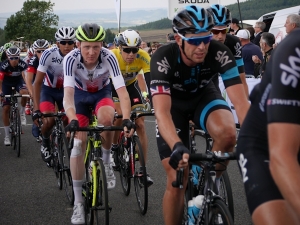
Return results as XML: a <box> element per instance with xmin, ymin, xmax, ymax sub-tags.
<box><xmin>104</xmin><ymin>29</ymin><xmax>116</xmax><ymax>44</ymax></box>
<box><xmin>4</xmin><ymin>0</ymin><xmax>58</xmax><ymax>44</ymax></box>
<box><xmin>0</xmin><ymin>28</ymin><xmax>6</xmax><ymax>46</ymax></box>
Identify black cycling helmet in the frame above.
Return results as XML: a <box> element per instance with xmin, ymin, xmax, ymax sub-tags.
<box><xmin>76</xmin><ymin>23</ymin><xmax>106</xmax><ymax>42</ymax></box>
<box><xmin>173</xmin><ymin>5</ymin><xmax>214</xmax><ymax>35</ymax></box>
<box><xmin>208</xmin><ymin>4</ymin><xmax>232</xmax><ymax>27</ymax></box>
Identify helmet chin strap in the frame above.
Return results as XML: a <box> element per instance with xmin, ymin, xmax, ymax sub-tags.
<box><xmin>180</xmin><ymin>40</ymin><xmax>194</xmax><ymax>62</ymax></box>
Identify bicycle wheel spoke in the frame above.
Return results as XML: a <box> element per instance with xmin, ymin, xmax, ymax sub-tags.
<box><xmin>119</xmin><ymin>140</ymin><xmax>131</xmax><ymax>196</ymax></box>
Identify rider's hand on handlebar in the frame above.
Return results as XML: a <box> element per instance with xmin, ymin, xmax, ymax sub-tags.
<box><xmin>122</xmin><ymin>119</ymin><xmax>135</xmax><ymax>137</ymax></box>
<box><xmin>169</xmin><ymin>142</ymin><xmax>190</xmax><ymax>170</ymax></box>
<box><xmin>32</xmin><ymin>110</ymin><xmax>42</xmax><ymax>126</ymax></box>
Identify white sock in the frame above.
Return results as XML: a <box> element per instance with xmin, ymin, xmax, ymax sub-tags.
<box><xmin>4</xmin><ymin>126</ymin><xmax>10</xmax><ymax>137</ymax></box>
<box><xmin>102</xmin><ymin>147</ymin><xmax>111</xmax><ymax>164</ymax></box>
<box><xmin>73</xmin><ymin>180</ymin><xmax>84</xmax><ymax>205</ymax></box>
<box><xmin>20</xmin><ymin>106</ymin><xmax>25</xmax><ymax>115</ymax></box>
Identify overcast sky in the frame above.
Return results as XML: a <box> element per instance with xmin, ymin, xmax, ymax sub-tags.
<box><xmin>1</xmin><ymin>0</ymin><xmax>245</xmax><ymax>13</ymax></box>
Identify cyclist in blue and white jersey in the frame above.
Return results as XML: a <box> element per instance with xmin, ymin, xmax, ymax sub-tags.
<box><xmin>32</xmin><ymin>27</ymin><xmax>75</xmax><ymax>163</ymax></box>
<box><xmin>63</xmin><ymin>23</ymin><xmax>134</xmax><ymax>224</ymax></box>
<box><xmin>208</xmin><ymin>4</ymin><xmax>249</xmax><ymax>96</ymax></box>
<box><xmin>150</xmin><ymin>6</ymin><xmax>250</xmax><ymax>224</ymax></box>
<box><xmin>236</xmin><ymin>29</ymin><xmax>300</xmax><ymax>225</ymax></box>
<box><xmin>0</xmin><ymin>47</ymin><xmax>29</xmax><ymax>145</ymax></box>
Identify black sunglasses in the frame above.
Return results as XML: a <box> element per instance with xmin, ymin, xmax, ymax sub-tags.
<box><xmin>59</xmin><ymin>40</ymin><xmax>75</xmax><ymax>45</ymax></box>
<box><xmin>9</xmin><ymin>56</ymin><xmax>19</xmax><ymax>60</ymax></box>
<box><xmin>122</xmin><ymin>47</ymin><xmax>139</xmax><ymax>54</ymax></box>
<box><xmin>36</xmin><ymin>50</ymin><xmax>45</xmax><ymax>53</ymax></box>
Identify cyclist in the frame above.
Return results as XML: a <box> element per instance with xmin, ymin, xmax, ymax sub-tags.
<box><xmin>63</xmin><ymin>23</ymin><xmax>134</xmax><ymax>224</ymax></box>
<box><xmin>111</xmin><ymin>29</ymin><xmax>153</xmax><ymax>185</ymax></box>
<box><xmin>32</xmin><ymin>27</ymin><xmax>75</xmax><ymax>163</ymax></box>
<box><xmin>0</xmin><ymin>46</ymin><xmax>29</xmax><ymax>145</ymax></box>
<box><xmin>208</xmin><ymin>4</ymin><xmax>248</xmax><ymax>97</ymax></box>
<box><xmin>236</xmin><ymin>29</ymin><xmax>300</xmax><ymax>224</ymax></box>
<box><xmin>150</xmin><ymin>5</ymin><xmax>249</xmax><ymax>225</ymax></box>
<box><xmin>0</xmin><ymin>43</ymin><xmax>14</xmax><ymax>62</ymax></box>
<box><xmin>26</xmin><ymin>39</ymin><xmax>50</xmax><ymax>142</ymax></box>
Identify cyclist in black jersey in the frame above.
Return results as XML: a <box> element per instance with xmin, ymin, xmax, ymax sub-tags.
<box><xmin>208</xmin><ymin>4</ymin><xmax>248</xmax><ymax>97</ymax></box>
<box><xmin>236</xmin><ymin>29</ymin><xmax>300</xmax><ymax>224</ymax></box>
<box><xmin>150</xmin><ymin>5</ymin><xmax>250</xmax><ymax>225</ymax></box>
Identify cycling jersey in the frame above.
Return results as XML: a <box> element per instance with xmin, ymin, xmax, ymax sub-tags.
<box><xmin>150</xmin><ymin>40</ymin><xmax>241</xmax><ymax>100</ymax></box>
<box><xmin>224</xmin><ymin>34</ymin><xmax>244</xmax><ymax>73</ymax></box>
<box><xmin>110</xmin><ymin>48</ymin><xmax>150</xmax><ymax>86</ymax></box>
<box><xmin>236</xmin><ymin>29</ymin><xmax>300</xmax><ymax>215</ymax></box>
<box><xmin>64</xmin><ymin>48</ymin><xmax>124</xmax><ymax>92</ymax></box>
<box><xmin>27</xmin><ymin>55</ymin><xmax>39</xmax><ymax>74</ymax></box>
<box><xmin>37</xmin><ymin>47</ymin><xmax>64</xmax><ymax>88</ymax></box>
<box><xmin>0</xmin><ymin>59</ymin><xmax>27</xmax><ymax>82</ymax></box>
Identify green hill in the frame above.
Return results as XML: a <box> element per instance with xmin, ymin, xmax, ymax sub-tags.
<box><xmin>129</xmin><ymin>0</ymin><xmax>299</xmax><ymax>30</ymax></box>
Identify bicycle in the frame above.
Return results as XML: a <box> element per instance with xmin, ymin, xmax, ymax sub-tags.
<box><xmin>113</xmin><ymin>110</ymin><xmax>154</xmax><ymax>215</ymax></box>
<box><xmin>191</xmin><ymin>125</ymin><xmax>235</xmax><ymax>221</ymax></box>
<box><xmin>40</xmin><ymin>112</ymin><xmax>74</xmax><ymax>205</ymax></box>
<box><xmin>173</xmin><ymin>151</ymin><xmax>236</xmax><ymax>225</ymax></box>
<box><xmin>68</xmin><ymin>112</ymin><xmax>123</xmax><ymax>225</ymax></box>
<box><xmin>3</xmin><ymin>87</ymin><xmax>30</xmax><ymax>157</ymax></box>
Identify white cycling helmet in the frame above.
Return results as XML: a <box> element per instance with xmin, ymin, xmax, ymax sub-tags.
<box><xmin>32</xmin><ymin>39</ymin><xmax>50</xmax><ymax>49</ymax></box>
<box><xmin>6</xmin><ymin>46</ymin><xmax>21</xmax><ymax>56</ymax></box>
<box><xmin>55</xmin><ymin>26</ymin><xmax>76</xmax><ymax>41</ymax></box>
<box><xmin>118</xmin><ymin>29</ymin><xmax>141</xmax><ymax>47</ymax></box>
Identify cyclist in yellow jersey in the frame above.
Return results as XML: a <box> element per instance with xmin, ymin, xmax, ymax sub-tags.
<box><xmin>110</xmin><ymin>29</ymin><xmax>153</xmax><ymax>186</ymax></box>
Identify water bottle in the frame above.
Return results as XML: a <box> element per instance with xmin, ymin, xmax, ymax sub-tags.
<box><xmin>187</xmin><ymin>195</ymin><xmax>204</xmax><ymax>225</ymax></box>
<box><xmin>88</xmin><ymin>161</ymin><xmax>94</xmax><ymax>181</ymax></box>
<box><xmin>191</xmin><ymin>165</ymin><xmax>202</xmax><ymax>186</ymax></box>
<box><xmin>25</xmin><ymin>101</ymin><xmax>31</xmax><ymax>115</ymax></box>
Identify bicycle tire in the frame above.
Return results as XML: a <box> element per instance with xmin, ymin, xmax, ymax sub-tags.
<box><xmin>133</xmin><ymin>136</ymin><xmax>148</xmax><ymax>215</ymax></box>
<box><xmin>11</xmin><ymin>110</ymin><xmax>17</xmax><ymax>150</ymax></box>
<box><xmin>52</xmin><ymin>134</ymin><xmax>63</xmax><ymax>190</ymax></box>
<box><xmin>59</xmin><ymin>135</ymin><xmax>73</xmax><ymax>204</ymax></box>
<box><xmin>15</xmin><ymin>109</ymin><xmax>21</xmax><ymax>157</ymax></box>
<box><xmin>207</xmin><ymin>198</ymin><xmax>234</xmax><ymax>225</ymax></box>
<box><xmin>219</xmin><ymin>171</ymin><xmax>234</xmax><ymax>221</ymax></box>
<box><xmin>119</xmin><ymin>137</ymin><xmax>131</xmax><ymax>196</ymax></box>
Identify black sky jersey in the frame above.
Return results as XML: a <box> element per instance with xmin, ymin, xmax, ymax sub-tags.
<box><xmin>224</xmin><ymin>34</ymin><xmax>244</xmax><ymax>73</ymax></box>
<box><xmin>27</xmin><ymin>55</ymin><xmax>39</xmax><ymax>72</ymax></box>
<box><xmin>0</xmin><ymin>59</ymin><xmax>27</xmax><ymax>82</ymax></box>
<box><xmin>239</xmin><ymin>29</ymin><xmax>300</xmax><ymax>144</ymax></box>
<box><xmin>150</xmin><ymin>40</ymin><xmax>241</xmax><ymax>99</ymax></box>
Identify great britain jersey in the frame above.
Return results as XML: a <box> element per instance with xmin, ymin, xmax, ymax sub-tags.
<box><xmin>150</xmin><ymin>40</ymin><xmax>241</xmax><ymax>99</ymax></box>
<box><xmin>63</xmin><ymin>47</ymin><xmax>125</xmax><ymax>92</ymax></box>
<box><xmin>0</xmin><ymin>59</ymin><xmax>27</xmax><ymax>82</ymax></box>
<box><xmin>37</xmin><ymin>47</ymin><xmax>64</xmax><ymax>88</ymax></box>
<box><xmin>111</xmin><ymin>48</ymin><xmax>150</xmax><ymax>86</ymax></box>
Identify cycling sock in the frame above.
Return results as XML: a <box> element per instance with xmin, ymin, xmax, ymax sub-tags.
<box><xmin>4</xmin><ymin>126</ymin><xmax>9</xmax><ymax>137</ymax></box>
<box><xmin>73</xmin><ymin>180</ymin><xmax>84</xmax><ymax>204</ymax></box>
<box><xmin>102</xmin><ymin>147</ymin><xmax>110</xmax><ymax>164</ymax></box>
<box><xmin>42</xmin><ymin>136</ymin><xmax>50</xmax><ymax>146</ymax></box>
<box><xmin>20</xmin><ymin>106</ymin><xmax>25</xmax><ymax>115</ymax></box>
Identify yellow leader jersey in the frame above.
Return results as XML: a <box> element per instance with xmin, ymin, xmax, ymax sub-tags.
<box><xmin>111</xmin><ymin>48</ymin><xmax>150</xmax><ymax>86</ymax></box>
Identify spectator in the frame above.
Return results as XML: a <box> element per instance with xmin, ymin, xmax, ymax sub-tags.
<box><xmin>253</xmin><ymin>21</ymin><xmax>266</xmax><ymax>46</ymax></box>
<box><xmin>166</xmin><ymin>33</ymin><xmax>175</xmax><ymax>42</ymax></box>
<box><xmin>148</xmin><ymin>43</ymin><xmax>161</xmax><ymax>56</ymax></box>
<box><xmin>107</xmin><ymin>43</ymin><xmax>115</xmax><ymax>50</ymax></box>
<box><xmin>236</xmin><ymin>29</ymin><xmax>263</xmax><ymax>76</ymax></box>
<box><xmin>285</xmin><ymin>14</ymin><xmax>300</xmax><ymax>35</ymax></box>
<box><xmin>228</xmin><ymin>28</ymin><xmax>235</xmax><ymax>35</ymax></box>
<box><xmin>230</xmin><ymin>18</ymin><xmax>241</xmax><ymax>34</ymax></box>
<box><xmin>246</xmin><ymin>26</ymin><xmax>255</xmax><ymax>42</ymax></box>
<box><xmin>252</xmin><ymin>32</ymin><xmax>275</xmax><ymax>77</ymax></box>
<box><xmin>140</xmin><ymin>41</ymin><xmax>149</xmax><ymax>52</ymax></box>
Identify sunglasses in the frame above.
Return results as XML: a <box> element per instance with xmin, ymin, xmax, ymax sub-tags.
<box><xmin>211</xmin><ymin>28</ymin><xmax>230</xmax><ymax>35</ymax></box>
<box><xmin>9</xmin><ymin>56</ymin><xmax>19</xmax><ymax>60</ymax></box>
<box><xmin>36</xmin><ymin>50</ymin><xmax>45</xmax><ymax>53</ymax></box>
<box><xmin>122</xmin><ymin>47</ymin><xmax>139</xmax><ymax>54</ymax></box>
<box><xmin>178</xmin><ymin>33</ymin><xmax>213</xmax><ymax>46</ymax></box>
<box><xmin>59</xmin><ymin>40</ymin><xmax>75</xmax><ymax>45</ymax></box>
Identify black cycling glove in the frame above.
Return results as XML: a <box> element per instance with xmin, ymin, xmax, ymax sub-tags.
<box><xmin>122</xmin><ymin>119</ymin><xmax>136</xmax><ymax>131</ymax></box>
<box><xmin>169</xmin><ymin>142</ymin><xmax>190</xmax><ymax>170</ymax></box>
<box><xmin>65</xmin><ymin>119</ymin><xmax>79</xmax><ymax>132</ymax></box>
<box><xmin>32</xmin><ymin>110</ymin><xmax>41</xmax><ymax>122</ymax></box>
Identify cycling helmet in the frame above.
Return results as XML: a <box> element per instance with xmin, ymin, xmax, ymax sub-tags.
<box><xmin>55</xmin><ymin>26</ymin><xmax>76</xmax><ymax>41</ymax></box>
<box><xmin>76</xmin><ymin>23</ymin><xmax>106</xmax><ymax>42</ymax></box>
<box><xmin>208</xmin><ymin>4</ymin><xmax>231</xmax><ymax>26</ymax></box>
<box><xmin>6</xmin><ymin>46</ymin><xmax>21</xmax><ymax>56</ymax></box>
<box><xmin>32</xmin><ymin>39</ymin><xmax>50</xmax><ymax>49</ymax></box>
<box><xmin>51</xmin><ymin>44</ymin><xmax>58</xmax><ymax>48</ymax></box>
<box><xmin>3</xmin><ymin>42</ymin><xmax>14</xmax><ymax>50</ymax></box>
<box><xmin>173</xmin><ymin>5</ymin><xmax>214</xmax><ymax>34</ymax></box>
<box><xmin>0</xmin><ymin>46</ymin><xmax>4</xmax><ymax>52</ymax></box>
<box><xmin>117</xmin><ymin>29</ymin><xmax>141</xmax><ymax>47</ymax></box>
<box><xmin>27</xmin><ymin>47</ymin><xmax>35</xmax><ymax>56</ymax></box>
<box><xmin>114</xmin><ymin>33</ymin><xmax>121</xmax><ymax>46</ymax></box>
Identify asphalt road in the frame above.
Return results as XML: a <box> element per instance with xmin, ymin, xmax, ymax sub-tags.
<box><xmin>0</xmin><ymin>114</ymin><xmax>253</xmax><ymax>225</ymax></box>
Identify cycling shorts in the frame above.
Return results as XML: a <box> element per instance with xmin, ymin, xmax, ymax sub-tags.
<box><xmin>40</xmin><ymin>85</ymin><xmax>63</xmax><ymax>113</ymax></box>
<box><xmin>74</xmin><ymin>85</ymin><xmax>114</xmax><ymax>127</ymax></box>
<box><xmin>2</xmin><ymin>77</ymin><xmax>27</xmax><ymax>106</ymax></box>
<box><xmin>112</xmin><ymin>79</ymin><xmax>147</xmax><ymax>112</ymax></box>
<box><xmin>236</xmin><ymin>136</ymin><xmax>284</xmax><ymax>215</ymax></box>
<box><xmin>156</xmin><ymin>82</ymin><xmax>230</xmax><ymax>160</ymax></box>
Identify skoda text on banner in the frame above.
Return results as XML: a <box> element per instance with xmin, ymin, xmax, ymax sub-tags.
<box><xmin>168</xmin><ymin>0</ymin><xmax>220</xmax><ymax>20</ymax></box>
<box><xmin>114</xmin><ymin>0</ymin><xmax>121</xmax><ymax>32</ymax></box>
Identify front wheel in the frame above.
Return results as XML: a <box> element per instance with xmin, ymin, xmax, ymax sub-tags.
<box><xmin>207</xmin><ymin>198</ymin><xmax>234</xmax><ymax>225</ymax></box>
<box><xmin>52</xmin><ymin>135</ymin><xmax>62</xmax><ymax>190</ymax></box>
<box><xmin>15</xmin><ymin>110</ymin><xmax>21</xmax><ymax>157</ymax></box>
<box><xmin>219</xmin><ymin>171</ymin><xmax>234</xmax><ymax>221</ymax></box>
<box><xmin>133</xmin><ymin>136</ymin><xmax>148</xmax><ymax>215</ymax></box>
<box><xmin>119</xmin><ymin>137</ymin><xmax>131</xmax><ymax>196</ymax></box>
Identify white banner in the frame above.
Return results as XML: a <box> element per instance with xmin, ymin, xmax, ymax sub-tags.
<box><xmin>168</xmin><ymin>0</ymin><xmax>220</xmax><ymax>20</ymax></box>
<box><xmin>114</xmin><ymin>0</ymin><xmax>121</xmax><ymax>32</ymax></box>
